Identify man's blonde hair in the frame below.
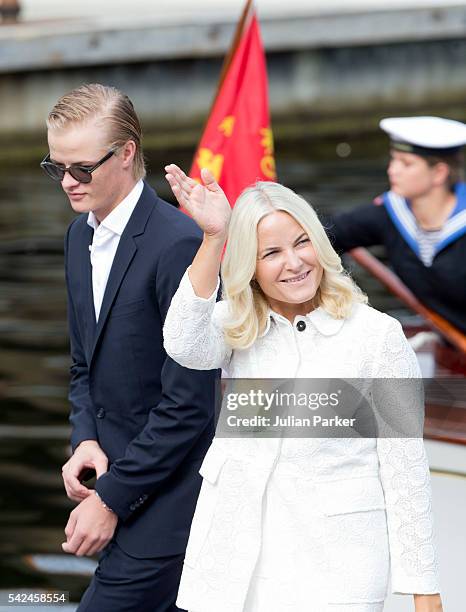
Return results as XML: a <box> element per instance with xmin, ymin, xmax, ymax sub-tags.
<box><xmin>221</xmin><ymin>182</ymin><xmax>368</xmax><ymax>349</ymax></box>
<box><xmin>46</xmin><ymin>83</ymin><xmax>146</xmax><ymax>180</ymax></box>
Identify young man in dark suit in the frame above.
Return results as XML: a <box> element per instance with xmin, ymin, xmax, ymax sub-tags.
<box><xmin>42</xmin><ymin>83</ymin><xmax>217</xmax><ymax>611</ymax></box>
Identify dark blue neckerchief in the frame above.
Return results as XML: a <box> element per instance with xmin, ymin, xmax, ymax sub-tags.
<box><xmin>382</xmin><ymin>182</ymin><xmax>466</xmax><ymax>261</ymax></box>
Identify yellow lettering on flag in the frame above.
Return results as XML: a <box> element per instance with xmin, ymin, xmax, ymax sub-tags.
<box><xmin>260</xmin><ymin>155</ymin><xmax>276</xmax><ymax>180</ymax></box>
<box><xmin>196</xmin><ymin>148</ymin><xmax>224</xmax><ymax>182</ymax></box>
<box><xmin>219</xmin><ymin>116</ymin><xmax>235</xmax><ymax>138</ymax></box>
<box><xmin>260</xmin><ymin>127</ymin><xmax>274</xmax><ymax>155</ymax></box>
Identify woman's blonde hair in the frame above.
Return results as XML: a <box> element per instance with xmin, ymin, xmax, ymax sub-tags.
<box><xmin>221</xmin><ymin>182</ymin><xmax>367</xmax><ymax>349</ymax></box>
<box><xmin>46</xmin><ymin>83</ymin><xmax>146</xmax><ymax>180</ymax></box>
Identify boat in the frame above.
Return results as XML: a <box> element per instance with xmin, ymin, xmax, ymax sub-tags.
<box><xmin>349</xmin><ymin>246</ymin><xmax>466</xmax><ymax>447</ymax></box>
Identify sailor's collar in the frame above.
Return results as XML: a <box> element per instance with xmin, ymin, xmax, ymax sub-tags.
<box><xmin>260</xmin><ymin>306</ymin><xmax>346</xmax><ymax>338</ymax></box>
<box><xmin>382</xmin><ymin>182</ymin><xmax>466</xmax><ymax>261</ymax></box>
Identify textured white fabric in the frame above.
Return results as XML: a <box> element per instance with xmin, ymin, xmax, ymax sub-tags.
<box><xmin>87</xmin><ymin>179</ymin><xmax>144</xmax><ymax>320</ymax></box>
<box><xmin>163</xmin><ymin>268</ymin><xmax>441</xmax><ymax>612</ymax></box>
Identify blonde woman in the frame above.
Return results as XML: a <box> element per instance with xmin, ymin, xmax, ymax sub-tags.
<box><xmin>163</xmin><ymin>164</ymin><xmax>442</xmax><ymax>612</ymax></box>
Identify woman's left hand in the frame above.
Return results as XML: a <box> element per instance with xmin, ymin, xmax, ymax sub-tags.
<box><xmin>414</xmin><ymin>593</ymin><xmax>443</xmax><ymax>611</ymax></box>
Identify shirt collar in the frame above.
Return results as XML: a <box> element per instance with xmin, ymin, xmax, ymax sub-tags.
<box><xmin>87</xmin><ymin>179</ymin><xmax>144</xmax><ymax>235</ymax></box>
<box><xmin>260</xmin><ymin>306</ymin><xmax>346</xmax><ymax>338</ymax></box>
<box><xmin>383</xmin><ymin>182</ymin><xmax>466</xmax><ymax>258</ymax></box>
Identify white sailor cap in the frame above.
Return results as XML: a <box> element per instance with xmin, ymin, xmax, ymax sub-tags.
<box><xmin>379</xmin><ymin>116</ymin><xmax>466</xmax><ymax>156</ymax></box>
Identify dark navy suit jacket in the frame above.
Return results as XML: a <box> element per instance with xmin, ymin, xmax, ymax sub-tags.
<box><xmin>64</xmin><ymin>182</ymin><xmax>217</xmax><ymax>558</ymax></box>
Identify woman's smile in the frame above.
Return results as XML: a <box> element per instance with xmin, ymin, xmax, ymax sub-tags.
<box><xmin>280</xmin><ymin>270</ymin><xmax>311</xmax><ymax>283</ymax></box>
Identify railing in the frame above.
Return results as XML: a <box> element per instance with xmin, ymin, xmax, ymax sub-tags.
<box><xmin>349</xmin><ymin>247</ymin><xmax>466</xmax><ymax>354</ymax></box>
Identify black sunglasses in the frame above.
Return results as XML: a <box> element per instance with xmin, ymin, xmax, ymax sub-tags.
<box><xmin>40</xmin><ymin>150</ymin><xmax>115</xmax><ymax>184</ymax></box>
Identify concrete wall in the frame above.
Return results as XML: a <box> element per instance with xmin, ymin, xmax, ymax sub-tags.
<box><xmin>16</xmin><ymin>0</ymin><xmax>466</xmax><ymax>22</ymax></box>
<box><xmin>2</xmin><ymin>39</ymin><xmax>466</xmax><ymax>143</ymax></box>
<box><xmin>1</xmin><ymin>3</ymin><xmax>466</xmax><ymax>143</ymax></box>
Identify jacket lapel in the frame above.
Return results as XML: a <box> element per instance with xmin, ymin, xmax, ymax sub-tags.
<box><xmin>89</xmin><ymin>183</ymin><xmax>155</xmax><ymax>362</ymax></box>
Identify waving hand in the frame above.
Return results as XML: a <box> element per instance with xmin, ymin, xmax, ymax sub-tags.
<box><xmin>165</xmin><ymin>165</ymin><xmax>231</xmax><ymax>240</ymax></box>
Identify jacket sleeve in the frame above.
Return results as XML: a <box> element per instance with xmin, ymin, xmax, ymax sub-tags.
<box><xmin>65</xmin><ymin>223</ymin><xmax>97</xmax><ymax>451</ymax></box>
<box><xmin>163</xmin><ymin>266</ymin><xmax>232</xmax><ymax>371</ymax></box>
<box><xmin>373</xmin><ymin>318</ymin><xmax>441</xmax><ymax>595</ymax></box>
<box><xmin>324</xmin><ymin>202</ymin><xmax>386</xmax><ymax>254</ymax></box>
<box><xmin>95</xmin><ymin>235</ymin><xmax>218</xmax><ymax>522</ymax></box>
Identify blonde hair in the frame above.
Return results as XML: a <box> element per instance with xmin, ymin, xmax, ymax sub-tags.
<box><xmin>221</xmin><ymin>182</ymin><xmax>367</xmax><ymax>349</ymax></box>
<box><xmin>46</xmin><ymin>83</ymin><xmax>146</xmax><ymax>180</ymax></box>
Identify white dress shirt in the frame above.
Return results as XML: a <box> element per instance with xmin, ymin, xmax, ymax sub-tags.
<box><xmin>87</xmin><ymin>180</ymin><xmax>144</xmax><ymax>321</ymax></box>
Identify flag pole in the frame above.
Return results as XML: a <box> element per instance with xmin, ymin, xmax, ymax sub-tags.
<box><xmin>191</xmin><ymin>0</ymin><xmax>255</xmax><ymax>167</ymax></box>
<box><xmin>215</xmin><ymin>0</ymin><xmax>254</xmax><ymax>98</ymax></box>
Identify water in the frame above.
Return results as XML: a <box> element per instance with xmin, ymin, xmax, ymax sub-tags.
<box><xmin>0</xmin><ymin>141</ymin><xmax>405</xmax><ymax>603</ymax></box>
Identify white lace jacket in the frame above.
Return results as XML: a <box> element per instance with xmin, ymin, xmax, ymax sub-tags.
<box><xmin>163</xmin><ymin>268</ymin><xmax>441</xmax><ymax>611</ymax></box>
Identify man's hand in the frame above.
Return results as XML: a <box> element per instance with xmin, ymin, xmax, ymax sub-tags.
<box><xmin>414</xmin><ymin>594</ymin><xmax>443</xmax><ymax>611</ymax></box>
<box><xmin>62</xmin><ymin>492</ymin><xmax>118</xmax><ymax>557</ymax></box>
<box><xmin>62</xmin><ymin>440</ymin><xmax>108</xmax><ymax>502</ymax></box>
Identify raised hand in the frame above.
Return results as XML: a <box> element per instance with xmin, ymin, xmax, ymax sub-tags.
<box><xmin>165</xmin><ymin>164</ymin><xmax>232</xmax><ymax>240</ymax></box>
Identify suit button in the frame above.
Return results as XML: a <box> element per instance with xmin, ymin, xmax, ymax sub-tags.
<box><xmin>129</xmin><ymin>503</ymin><xmax>136</xmax><ymax>511</ymax></box>
<box><xmin>96</xmin><ymin>408</ymin><xmax>105</xmax><ymax>419</ymax></box>
<box><xmin>296</xmin><ymin>320</ymin><xmax>306</xmax><ymax>332</ymax></box>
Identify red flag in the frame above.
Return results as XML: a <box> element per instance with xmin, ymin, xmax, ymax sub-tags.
<box><xmin>189</xmin><ymin>2</ymin><xmax>276</xmax><ymax>205</ymax></box>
